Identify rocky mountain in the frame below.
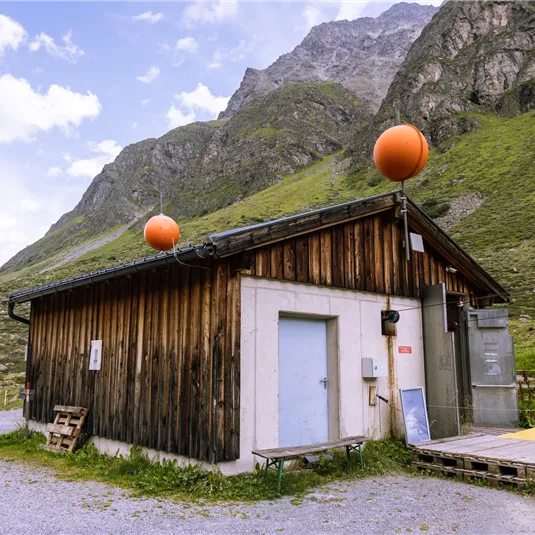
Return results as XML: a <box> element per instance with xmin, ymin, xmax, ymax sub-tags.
<box><xmin>1</xmin><ymin>82</ymin><xmax>372</xmax><ymax>272</ymax></box>
<box><xmin>366</xmin><ymin>0</ymin><xmax>535</xmax><ymax>146</ymax></box>
<box><xmin>218</xmin><ymin>2</ymin><xmax>439</xmax><ymax>119</ymax></box>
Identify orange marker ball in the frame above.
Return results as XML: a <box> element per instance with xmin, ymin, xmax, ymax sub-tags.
<box><xmin>373</xmin><ymin>124</ymin><xmax>429</xmax><ymax>182</ymax></box>
<box><xmin>144</xmin><ymin>214</ymin><xmax>180</xmax><ymax>251</ymax></box>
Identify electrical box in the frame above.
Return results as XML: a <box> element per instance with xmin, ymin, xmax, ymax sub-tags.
<box><xmin>362</xmin><ymin>357</ymin><xmax>388</xmax><ymax>378</ymax></box>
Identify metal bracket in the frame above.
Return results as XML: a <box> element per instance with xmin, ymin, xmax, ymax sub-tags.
<box><xmin>18</xmin><ymin>389</ymin><xmax>35</xmax><ymax>400</ymax></box>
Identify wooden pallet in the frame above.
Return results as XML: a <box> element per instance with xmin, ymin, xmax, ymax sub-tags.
<box><xmin>412</xmin><ymin>450</ymin><xmax>532</xmax><ymax>478</ymax></box>
<box><xmin>412</xmin><ymin>462</ymin><xmax>529</xmax><ymax>489</ymax></box>
<box><xmin>41</xmin><ymin>405</ymin><xmax>88</xmax><ymax>454</ymax></box>
<box><xmin>411</xmin><ymin>434</ymin><xmax>535</xmax><ymax>490</ymax></box>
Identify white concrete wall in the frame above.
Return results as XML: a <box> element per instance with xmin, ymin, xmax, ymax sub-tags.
<box><xmin>240</xmin><ymin>276</ymin><xmax>426</xmax><ymax>473</ymax></box>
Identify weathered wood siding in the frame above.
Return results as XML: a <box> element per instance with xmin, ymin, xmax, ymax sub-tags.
<box><xmin>28</xmin><ymin>259</ymin><xmax>240</xmax><ymax>463</ymax></box>
<box><xmin>249</xmin><ymin>212</ymin><xmax>479</xmax><ymax>299</ymax></box>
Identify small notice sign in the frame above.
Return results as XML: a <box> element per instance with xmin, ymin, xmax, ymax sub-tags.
<box><xmin>398</xmin><ymin>346</ymin><xmax>412</xmax><ymax>354</ymax></box>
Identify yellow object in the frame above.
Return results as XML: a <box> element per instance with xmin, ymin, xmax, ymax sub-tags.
<box><xmin>500</xmin><ymin>428</ymin><xmax>535</xmax><ymax>441</ymax></box>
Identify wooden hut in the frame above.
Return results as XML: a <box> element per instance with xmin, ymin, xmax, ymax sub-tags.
<box><xmin>8</xmin><ymin>192</ymin><xmax>515</xmax><ymax>473</ymax></box>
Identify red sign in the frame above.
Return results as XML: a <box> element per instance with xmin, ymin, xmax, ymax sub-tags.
<box><xmin>398</xmin><ymin>346</ymin><xmax>412</xmax><ymax>354</ymax></box>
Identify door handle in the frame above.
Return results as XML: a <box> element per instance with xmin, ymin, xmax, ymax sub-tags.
<box><xmin>320</xmin><ymin>377</ymin><xmax>328</xmax><ymax>390</ymax></box>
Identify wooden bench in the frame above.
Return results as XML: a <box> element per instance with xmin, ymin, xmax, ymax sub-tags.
<box><xmin>252</xmin><ymin>435</ymin><xmax>368</xmax><ymax>491</ymax></box>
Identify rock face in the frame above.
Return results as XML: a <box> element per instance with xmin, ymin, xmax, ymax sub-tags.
<box><xmin>369</xmin><ymin>0</ymin><xmax>535</xmax><ymax>145</ymax></box>
<box><xmin>218</xmin><ymin>2</ymin><xmax>438</xmax><ymax>119</ymax></box>
<box><xmin>1</xmin><ymin>82</ymin><xmax>372</xmax><ymax>272</ymax></box>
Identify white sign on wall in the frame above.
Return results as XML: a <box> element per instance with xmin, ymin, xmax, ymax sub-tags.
<box><xmin>89</xmin><ymin>340</ymin><xmax>102</xmax><ymax>371</ymax></box>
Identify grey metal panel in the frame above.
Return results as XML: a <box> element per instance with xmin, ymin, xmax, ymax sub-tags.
<box><xmin>422</xmin><ymin>284</ymin><xmax>460</xmax><ymax>439</ymax></box>
<box><xmin>476</xmin><ymin>309</ymin><xmax>509</xmax><ymax>329</ymax></box>
<box><xmin>467</xmin><ymin>309</ymin><xmax>518</xmax><ymax>426</ymax></box>
<box><xmin>472</xmin><ymin>388</ymin><xmax>519</xmax><ymax>427</ymax></box>
<box><xmin>468</xmin><ymin>311</ymin><xmax>515</xmax><ymax>386</ymax></box>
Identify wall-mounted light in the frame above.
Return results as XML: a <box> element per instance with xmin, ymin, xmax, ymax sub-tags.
<box><xmin>382</xmin><ymin>310</ymin><xmax>400</xmax><ymax>324</ymax></box>
<box><xmin>381</xmin><ymin>310</ymin><xmax>400</xmax><ymax>336</ymax></box>
<box><xmin>446</xmin><ymin>266</ymin><xmax>458</xmax><ymax>274</ymax></box>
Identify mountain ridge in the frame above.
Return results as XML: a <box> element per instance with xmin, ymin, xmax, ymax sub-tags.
<box><xmin>218</xmin><ymin>2</ymin><xmax>438</xmax><ymax>118</ymax></box>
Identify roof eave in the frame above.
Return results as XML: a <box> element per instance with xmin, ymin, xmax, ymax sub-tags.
<box><xmin>406</xmin><ymin>200</ymin><xmax>510</xmax><ymax>303</ymax></box>
<box><xmin>7</xmin><ymin>244</ymin><xmax>213</xmax><ymax>305</ymax></box>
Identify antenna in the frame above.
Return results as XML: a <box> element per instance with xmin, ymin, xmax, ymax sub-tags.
<box><xmin>395</xmin><ymin>108</ymin><xmax>410</xmax><ymax>263</ymax></box>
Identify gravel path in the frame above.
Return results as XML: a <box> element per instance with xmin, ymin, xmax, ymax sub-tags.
<box><xmin>0</xmin><ymin>409</ymin><xmax>23</xmax><ymax>434</ymax></box>
<box><xmin>1</xmin><ymin>459</ymin><xmax>534</xmax><ymax>535</ymax></box>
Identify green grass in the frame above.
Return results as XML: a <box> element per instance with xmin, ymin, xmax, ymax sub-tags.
<box><xmin>0</xmin><ymin>430</ymin><xmax>410</xmax><ymax>501</ymax></box>
<box><xmin>0</xmin><ymin>387</ymin><xmax>23</xmax><ymax>410</ymax></box>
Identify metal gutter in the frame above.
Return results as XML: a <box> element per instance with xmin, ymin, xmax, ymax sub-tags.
<box><xmin>7</xmin><ymin>244</ymin><xmax>214</xmax><ymax>305</ymax></box>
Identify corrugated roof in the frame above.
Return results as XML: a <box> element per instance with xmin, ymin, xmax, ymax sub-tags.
<box><xmin>8</xmin><ymin>244</ymin><xmax>211</xmax><ymax>304</ymax></box>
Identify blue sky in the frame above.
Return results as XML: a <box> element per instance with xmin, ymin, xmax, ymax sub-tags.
<box><xmin>0</xmin><ymin>1</ymin><xmax>440</xmax><ymax>265</ymax></box>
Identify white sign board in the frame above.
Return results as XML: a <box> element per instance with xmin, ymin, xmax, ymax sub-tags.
<box><xmin>410</xmin><ymin>232</ymin><xmax>425</xmax><ymax>253</ymax></box>
<box><xmin>89</xmin><ymin>340</ymin><xmax>102</xmax><ymax>371</ymax></box>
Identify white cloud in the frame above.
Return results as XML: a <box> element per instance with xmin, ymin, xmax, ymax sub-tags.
<box><xmin>176</xmin><ymin>36</ymin><xmax>199</xmax><ymax>53</ymax></box>
<box><xmin>208</xmin><ymin>39</ymin><xmax>248</xmax><ymax>69</ymax></box>
<box><xmin>142</xmin><ymin>98</ymin><xmax>151</xmax><ymax>106</ymax></box>
<box><xmin>0</xmin><ymin>74</ymin><xmax>101</xmax><ymax>143</ymax></box>
<box><xmin>29</xmin><ymin>30</ymin><xmax>85</xmax><ymax>62</ymax></box>
<box><xmin>137</xmin><ymin>66</ymin><xmax>160</xmax><ymax>84</ymax></box>
<box><xmin>182</xmin><ymin>1</ymin><xmax>238</xmax><ymax>27</ymax></box>
<box><xmin>303</xmin><ymin>5</ymin><xmax>324</xmax><ymax>29</ymax></box>
<box><xmin>166</xmin><ymin>82</ymin><xmax>229</xmax><ymax>129</ymax></box>
<box><xmin>166</xmin><ymin>106</ymin><xmax>196</xmax><ymax>129</ymax></box>
<box><xmin>207</xmin><ymin>58</ymin><xmax>222</xmax><ymax>70</ymax></box>
<box><xmin>36</xmin><ymin>148</ymin><xmax>45</xmax><ymax>156</ymax></box>
<box><xmin>0</xmin><ymin>160</ymin><xmax>50</xmax><ymax>264</ymax></box>
<box><xmin>133</xmin><ymin>11</ymin><xmax>164</xmax><ymax>23</ymax></box>
<box><xmin>62</xmin><ymin>152</ymin><xmax>72</xmax><ymax>162</ymax></box>
<box><xmin>66</xmin><ymin>140</ymin><xmax>122</xmax><ymax>179</ymax></box>
<box><xmin>0</xmin><ymin>14</ymin><xmax>27</xmax><ymax>56</ymax></box>
<box><xmin>336</xmin><ymin>2</ymin><xmax>366</xmax><ymax>21</ymax></box>
<box><xmin>19</xmin><ymin>198</ymin><xmax>42</xmax><ymax>212</ymax></box>
<box><xmin>0</xmin><ymin>158</ymin><xmax>90</xmax><ymax>265</ymax></box>
<box><xmin>176</xmin><ymin>83</ymin><xmax>230</xmax><ymax>116</ymax></box>
<box><xmin>46</xmin><ymin>166</ymin><xmax>63</xmax><ymax>177</ymax></box>
<box><xmin>131</xmin><ymin>121</ymin><xmax>138</xmax><ymax>128</ymax></box>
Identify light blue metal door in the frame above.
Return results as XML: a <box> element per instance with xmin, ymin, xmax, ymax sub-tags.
<box><xmin>278</xmin><ymin>317</ymin><xmax>328</xmax><ymax>447</ymax></box>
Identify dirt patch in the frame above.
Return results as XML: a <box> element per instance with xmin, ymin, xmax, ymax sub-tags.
<box><xmin>434</xmin><ymin>193</ymin><xmax>484</xmax><ymax>231</ymax></box>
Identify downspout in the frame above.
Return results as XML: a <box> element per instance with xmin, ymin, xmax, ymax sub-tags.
<box><xmin>7</xmin><ymin>301</ymin><xmax>31</xmax><ymax>438</ymax></box>
<box><xmin>8</xmin><ymin>301</ymin><xmax>29</xmax><ymax>325</ymax></box>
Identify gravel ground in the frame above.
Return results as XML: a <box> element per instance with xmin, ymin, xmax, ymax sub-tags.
<box><xmin>0</xmin><ymin>409</ymin><xmax>23</xmax><ymax>434</ymax></box>
<box><xmin>0</xmin><ymin>459</ymin><xmax>534</xmax><ymax>535</ymax></box>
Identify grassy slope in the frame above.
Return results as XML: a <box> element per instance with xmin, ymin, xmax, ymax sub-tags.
<box><xmin>0</xmin><ymin>111</ymin><xmax>534</xmax><ymax>372</ymax></box>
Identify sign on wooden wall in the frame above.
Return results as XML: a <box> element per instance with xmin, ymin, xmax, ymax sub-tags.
<box><xmin>89</xmin><ymin>340</ymin><xmax>102</xmax><ymax>371</ymax></box>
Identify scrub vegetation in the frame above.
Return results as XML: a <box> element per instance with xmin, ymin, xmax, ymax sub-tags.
<box><xmin>0</xmin><ymin>429</ymin><xmax>410</xmax><ymax>502</ymax></box>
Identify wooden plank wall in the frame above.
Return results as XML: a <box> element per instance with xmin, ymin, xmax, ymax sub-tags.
<box><xmin>250</xmin><ymin>212</ymin><xmax>477</xmax><ymax>300</ymax></box>
<box><xmin>27</xmin><ymin>259</ymin><xmax>240</xmax><ymax>463</ymax></box>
